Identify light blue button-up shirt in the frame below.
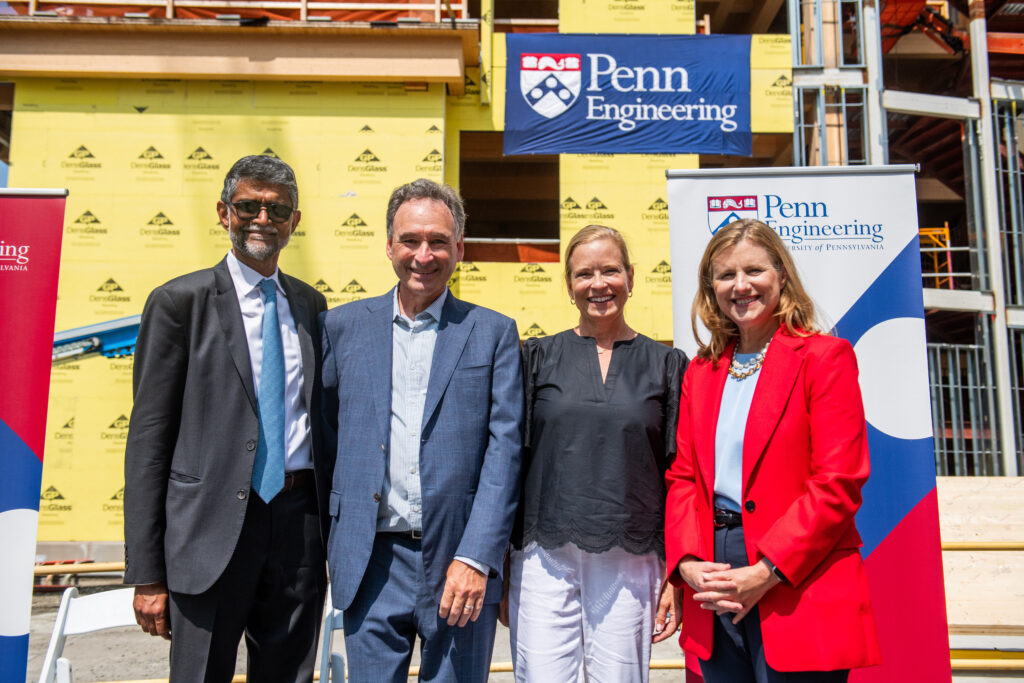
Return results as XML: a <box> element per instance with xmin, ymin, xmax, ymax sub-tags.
<box><xmin>378</xmin><ymin>288</ymin><xmax>488</xmax><ymax>575</ymax></box>
<box><xmin>378</xmin><ymin>288</ymin><xmax>446</xmax><ymax>532</ymax></box>
<box><xmin>714</xmin><ymin>351</ymin><xmax>762</xmax><ymax>513</ymax></box>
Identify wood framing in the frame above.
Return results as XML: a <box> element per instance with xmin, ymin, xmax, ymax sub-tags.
<box><xmin>0</xmin><ymin>17</ymin><xmax>477</xmax><ymax>93</ymax></box>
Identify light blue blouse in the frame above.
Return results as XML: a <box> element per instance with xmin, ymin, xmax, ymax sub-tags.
<box><xmin>713</xmin><ymin>352</ymin><xmax>763</xmax><ymax>513</ymax></box>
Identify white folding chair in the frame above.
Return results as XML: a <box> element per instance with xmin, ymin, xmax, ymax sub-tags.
<box><xmin>37</xmin><ymin>586</ymin><xmax>138</xmax><ymax>683</ymax></box>
<box><xmin>318</xmin><ymin>587</ymin><xmax>346</xmax><ymax>682</ymax></box>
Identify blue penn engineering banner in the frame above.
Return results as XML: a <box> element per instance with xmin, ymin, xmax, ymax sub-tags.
<box><xmin>504</xmin><ymin>34</ymin><xmax>752</xmax><ymax>156</ymax></box>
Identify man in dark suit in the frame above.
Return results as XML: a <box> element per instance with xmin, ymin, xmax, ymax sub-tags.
<box><xmin>124</xmin><ymin>155</ymin><xmax>330</xmax><ymax>682</ymax></box>
<box><xmin>321</xmin><ymin>179</ymin><xmax>523</xmax><ymax>682</ymax></box>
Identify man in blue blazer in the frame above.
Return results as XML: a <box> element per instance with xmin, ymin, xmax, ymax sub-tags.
<box><xmin>321</xmin><ymin>179</ymin><xmax>523</xmax><ymax>682</ymax></box>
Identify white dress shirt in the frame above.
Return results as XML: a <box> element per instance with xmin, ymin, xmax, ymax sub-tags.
<box><xmin>226</xmin><ymin>251</ymin><xmax>313</xmax><ymax>473</ymax></box>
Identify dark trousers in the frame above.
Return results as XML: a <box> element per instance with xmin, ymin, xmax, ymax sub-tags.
<box><xmin>167</xmin><ymin>483</ymin><xmax>327</xmax><ymax>683</ymax></box>
<box><xmin>343</xmin><ymin>532</ymin><xmax>498</xmax><ymax>683</ymax></box>
<box><xmin>699</xmin><ymin>525</ymin><xmax>849</xmax><ymax>683</ymax></box>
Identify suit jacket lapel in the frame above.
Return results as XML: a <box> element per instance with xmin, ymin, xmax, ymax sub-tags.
<box><xmin>367</xmin><ymin>292</ymin><xmax>394</xmax><ymax>425</ymax></box>
<box><xmin>742</xmin><ymin>330</ymin><xmax>805</xmax><ymax>494</ymax></box>
<box><xmin>280</xmin><ymin>274</ymin><xmax>315</xmax><ymax>412</ymax></box>
<box><xmin>422</xmin><ymin>294</ymin><xmax>474</xmax><ymax>429</ymax></box>
<box><xmin>212</xmin><ymin>258</ymin><xmax>257</xmax><ymax>413</ymax></box>
<box><xmin>693</xmin><ymin>345</ymin><xmax>732</xmax><ymax>500</ymax></box>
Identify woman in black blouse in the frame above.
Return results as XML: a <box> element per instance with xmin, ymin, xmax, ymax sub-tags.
<box><xmin>506</xmin><ymin>225</ymin><xmax>688</xmax><ymax>682</ymax></box>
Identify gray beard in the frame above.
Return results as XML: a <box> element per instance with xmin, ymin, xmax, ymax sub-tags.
<box><xmin>230</xmin><ymin>224</ymin><xmax>289</xmax><ymax>262</ymax></box>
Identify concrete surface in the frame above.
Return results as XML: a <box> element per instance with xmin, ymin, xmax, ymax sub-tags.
<box><xmin>26</xmin><ymin>578</ymin><xmax>686</xmax><ymax>682</ymax></box>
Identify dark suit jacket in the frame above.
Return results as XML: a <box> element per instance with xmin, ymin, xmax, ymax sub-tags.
<box><xmin>321</xmin><ymin>289</ymin><xmax>523</xmax><ymax>611</ymax></box>
<box><xmin>124</xmin><ymin>256</ymin><xmax>329</xmax><ymax>595</ymax></box>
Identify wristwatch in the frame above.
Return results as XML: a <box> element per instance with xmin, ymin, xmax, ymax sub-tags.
<box><xmin>763</xmin><ymin>557</ymin><xmax>788</xmax><ymax>584</ymax></box>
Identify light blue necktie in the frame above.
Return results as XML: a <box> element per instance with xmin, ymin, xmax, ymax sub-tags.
<box><xmin>252</xmin><ymin>278</ymin><xmax>285</xmax><ymax>502</ymax></box>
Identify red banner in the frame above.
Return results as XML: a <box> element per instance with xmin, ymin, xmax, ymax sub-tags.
<box><xmin>0</xmin><ymin>189</ymin><xmax>66</xmax><ymax>683</ymax></box>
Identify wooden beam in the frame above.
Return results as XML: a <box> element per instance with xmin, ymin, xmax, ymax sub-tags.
<box><xmin>0</xmin><ymin>18</ymin><xmax>475</xmax><ymax>92</ymax></box>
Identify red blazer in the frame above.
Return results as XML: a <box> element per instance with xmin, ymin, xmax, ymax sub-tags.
<box><xmin>665</xmin><ymin>329</ymin><xmax>881</xmax><ymax>672</ymax></box>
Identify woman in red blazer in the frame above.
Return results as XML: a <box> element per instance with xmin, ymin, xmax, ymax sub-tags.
<box><xmin>665</xmin><ymin>219</ymin><xmax>880</xmax><ymax>682</ymax></box>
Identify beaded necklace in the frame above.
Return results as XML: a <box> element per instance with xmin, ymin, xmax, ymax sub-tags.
<box><xmin>728</xmin><ymin>339</ymin><xmax>770</xmax><ymax>379</ymax></box>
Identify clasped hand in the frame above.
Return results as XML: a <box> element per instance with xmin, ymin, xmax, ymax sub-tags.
<box><xmin>677</xmin><ymin>556</ymin><xmax>779</xmax><ymax>624</ymax></box>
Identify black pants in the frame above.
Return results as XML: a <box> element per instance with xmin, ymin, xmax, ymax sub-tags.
<box><xmin>167</xmin><ymin>483</ymin><xmax>327</xmax><ymax>683</ymax></box>
<box><xmin>699</xmin><ymin>525</ymin><xmax>849</xmax><ymax>683</ymax></box>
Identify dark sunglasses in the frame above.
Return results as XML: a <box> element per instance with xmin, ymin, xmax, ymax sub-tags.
<box><xmin>231</xmin><ymin>200</ymin><xmax>294</xmax><ymax>223</ymax></box>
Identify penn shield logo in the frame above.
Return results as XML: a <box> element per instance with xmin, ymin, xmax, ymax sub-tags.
<box><xmin>561</xmin><ymin>197</ymin><xmax>582</xmax><ymax>210</ymax></box>
<box><xmin>147</xmin><ymin>212</ymin><xmax>173</xmax><ymax>226</ymax></box>
<box><xmin>41</xmin><ymin>486</ymin><xmax>66</xmax><ymax>501</ymax></box>
<box><xmin>707</xmin><ymin>195</ymin><xmax>758</xmax><ymax>234</ymax></box>
<box><xmin>69</xmin><ymin>145</ymin><xmax>95</xmax><ymax>160</ymax></box>
<box><xmin>520</xmin><ymin>53</ymin><xmax>582</xmax><ymax>119</ymax></box>
<box><xmin>187</xmin><ymin>147</ymin><xmax>213</xmax><ymax>161</ymax></box>
<box><xmin>523</xmin><ymin>323</ymin><xmax>547</xmax><ymax>338</ymax></box>
<box><xmin>313</xmin><ymin>279</ymin><xmax>334</xmax><ymax>293</ymax></box>
<box><xmin>355</xmin><ymin>149</ymin><xmax>381</xmax><ymax>163</ymax></box>
<box><xmin>98</xmin><ymin>278</ymin><xmax>124</xmax><ymax>293</ymax></box>
<box><xmin>422</xmin><ymin>150</ymin><xmax>443</xmax><ymax>163</ymax></box>
<box><xmin>108</xmin><ymin>415</ymin><xmax>130</xmax><ymax>430</ymax></box>
<box><xmin>138</xmin><ymin>146</ymin><xmax>164</xmax><ymax>160</ymax></box>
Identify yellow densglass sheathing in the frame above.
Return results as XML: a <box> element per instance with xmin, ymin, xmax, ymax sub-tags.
<box><xmin>12</xmin><ymin>77</ymin><xmax>444</xmax><ymax>540</ymax></box>
<box><xmin>559</xmin><ymin>0</ymin><xmax>696</xmax><ymax>34</ymax></box>
<box><xmin>556</xmin><ymin>0</ymin><xmax>697</xmax><ymax>343</ymax></box>
<box><xmin>751</xmin><ymin>35</ymin><xmax>794</xmax><ymax>133</ymax></box>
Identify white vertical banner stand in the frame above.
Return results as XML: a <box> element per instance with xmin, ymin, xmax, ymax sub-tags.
<box><xmin>666</xmin><ymin>166</ymin><xmax>951</xmax><ymax>682</ymax></box>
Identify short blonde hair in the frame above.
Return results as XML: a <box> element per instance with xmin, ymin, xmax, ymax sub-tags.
<box><xmin>692</xmin><ymin>219</ymin><xmax>819</xmax><ymax>361</ymax></box>
<box><xmin>563</xmin><ymin>225</ymin><xmax>632</xmax><ymax>289</ymax></box>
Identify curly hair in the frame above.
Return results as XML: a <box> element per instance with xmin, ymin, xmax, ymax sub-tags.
<box><xmin>692</xmin><ymin>218</ymin><xmax>820</xmax><ymax>362</ymax></box>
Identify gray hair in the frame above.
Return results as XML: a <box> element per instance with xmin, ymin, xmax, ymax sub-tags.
<box><xmin>221</xmin><ymin>155</ymin><xmax>299</xmax><ymax>208</ymax></box>
<box><xmin>385</xmin><ymin>179</ymin><xmax>466</xmax><ymax>240</ymax></box>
